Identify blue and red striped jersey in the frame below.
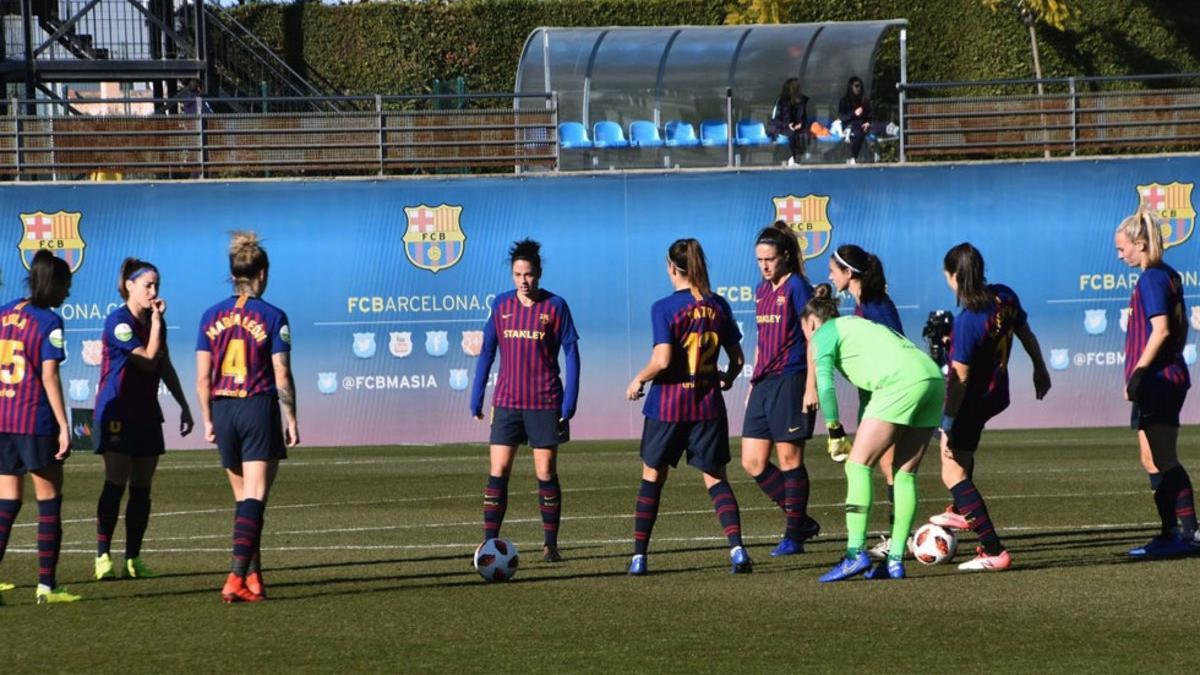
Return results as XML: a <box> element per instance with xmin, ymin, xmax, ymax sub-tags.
<box><xmin>643</xmin><ymin>290</ymin><xmax>741</xmax><ymax>422</ymax></box>
<box><xmin>95</xmin><ymin>305</ymin><xmax>164</xmax><ymax>430</ymax></box>
<box><xmin>0</xmin><ymin>298</ymin><xmax>66</xmax><ymax>435</ymax></box>
<box><xmin>480</xmin><ymin>290</ymin><xmax>578</xmax><ymax>410</ymax></box>
<box><xmin>949</xmin><ymin>284</ymin><xmax>1028</xmax><ymax>419</ymax></box>
<box><xmin>855</xmin><ymin>296</ymin><xmax>904</xmax><ymax>335</ymax></box>
<box><xmin>751</xmin><ymin>273</ymin><xmax>812</xmax><ymax>383</ymax></box>
<box><xmin>1125</xmin><ymin>264</ymin><xmax>1190</xmax><ymax>389</ymax></box>
<box><xmin>195</xmin><ymin>295</ymin><xmax>290</xmax><ymax>399</ymax></box>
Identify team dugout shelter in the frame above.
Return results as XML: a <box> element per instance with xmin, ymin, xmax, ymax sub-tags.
<box><xmin>515</xmin><ymin>20</ymin><xmax>908</xmax><ymax>170</ymax></box>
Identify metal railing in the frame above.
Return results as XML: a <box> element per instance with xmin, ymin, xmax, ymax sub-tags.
<box><xmin>0</xmin><ymin>93</ymin><xmax>558</xmax><ymax>179</ymax></box>
<box><xmin>898</xmin><ymin>73</ymin><xmax>1200</xmax><ymax>160</ymax></box>
<box><xmin>202</xmin><ymin>2</ymin><xmax>351</xmax><ymax>111</ymax></box>
<box><xmin>3</xmin><ymin>0</ymin><xmax>203</xmax><ymax>61</ymax></box>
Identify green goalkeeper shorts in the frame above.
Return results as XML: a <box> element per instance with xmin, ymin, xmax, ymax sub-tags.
<box><xmin>862</xmin><ymin>377</ymin><xmax>945</xmax><ymax>428</ymax></box>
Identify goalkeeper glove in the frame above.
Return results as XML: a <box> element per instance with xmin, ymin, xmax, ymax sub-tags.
<box><xmin>826</xmin><ymin>424</ymin><xmax>850</xmax><ymax>463</ymax></box>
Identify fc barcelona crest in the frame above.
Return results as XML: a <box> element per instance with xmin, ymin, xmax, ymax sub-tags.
<box><xmin>403</xmin><ymin>204</ymin><xmax>466</xmax><ymax>273</ymax></box>
<box><xmin>1137</xmin><ymin>182</ymin><xmax>1195</xmax><ymax>249</ymax></box>
<box><xmin>18</xmin><ymin>211</ymin><xmax>85</xmax><ymax>272</ymax></box>
<box><xmin>772</xmin><ymin>195</ymin><xmax>832</xmax><ymax>260</ymax></box>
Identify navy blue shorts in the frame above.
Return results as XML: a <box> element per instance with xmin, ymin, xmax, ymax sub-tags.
<box><xmin>1131</xmin><ymin>384</ymin><xmax>1187</xmax><ymax>430</ymax></box>
<box><xmin>640</xmin><ymin>416</ymin><xmax>730</xmax><ymax>474</ymax></box>
<box><xmin>212</xmin><ymin>395</ymin><xmax>286</xmax><ymax>470</ymax></box>
<box><xmin>489</xmin><ymin>407</ymin><xmax>568</xmax><ymax>448</ymax></box>
<box><xmin>0</xmin><ymin>433</ymin><xmax>58</xmax><ymax>475</ymax></box>
<box><xmin>95</xmin><ymin>418</ymin><xmax>165</xmax><ymax>457</ymax></box>
<box><xmin>742</xmin><ymin>373</ymin><xmax>816</xmax><ymax>442</ymax></box>
<box><xmin>947</xmin><ymin>415</ymin><xmax>987</xmax><ymax>453</ymax></box>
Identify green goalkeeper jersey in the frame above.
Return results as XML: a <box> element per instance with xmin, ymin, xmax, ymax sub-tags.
<box><xmin>811</xmin><ymin>316</ymin><xmax>942</xmax><ymax>426</ymax></box>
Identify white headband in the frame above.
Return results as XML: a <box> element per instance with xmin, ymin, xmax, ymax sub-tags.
<box><xmin>832</xmin><ymin>250</ymin><xmax>861</xmax><ymax>275</ymax></box>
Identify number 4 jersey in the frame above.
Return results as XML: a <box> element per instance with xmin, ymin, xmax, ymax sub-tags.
<box><xmin>196</xmin><ymin>295</ymin><xmax>291</xmax><ymax>399</ymax></box>
<box><xmin>643</xmin><ymin>290</ymin><xmax>741</xmax><ymax>422</ymax></box>
<box><xmin>0</xmin><ymin>298</ymin><xmax>66</xmax><ymax>435</ymax></box>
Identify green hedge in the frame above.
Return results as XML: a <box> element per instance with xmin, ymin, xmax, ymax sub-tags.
<box><xmin>231</xmin><ymin>0</ymin><xmax>1200</xmax><ymax>98</ymax></box>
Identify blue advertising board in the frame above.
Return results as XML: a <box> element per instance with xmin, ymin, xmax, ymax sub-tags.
<box><xmin>0</xmin><ymin>154</ymin><xmax>1196</xmax><ymax>448</ymax></box>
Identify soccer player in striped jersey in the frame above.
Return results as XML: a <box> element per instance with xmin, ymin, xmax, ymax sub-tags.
<box><xmin>1114</xmin><ymin>210</ymin><xmax>1195</xmax><ymax>556</ymax></box>
<box><xmin>196</xmin><ymin>232</ymin><xmax>298</xmax><ymax>602</ymax></box>
<box><xmin>828</xmin><ymin>244</ymin><xmax>905</xmax><ymax>560</ymax></box>
<box><xmin>625</xmin><ymin>239</ymin><xmax>750</xmax><ymax>575</ymax></box>
<box><xmin>0</xmin><ymin>250</ymin><xmax>78</xmax><ymax>604</ymax></box>
<box><xmin>470</xmin><ymin>239</ymin><xmax>580</xmax><ymax>563</ymax></box>
<box><xmin>741</xmin><ymin>223</ymin><xmax>820</xmax><ymax>557</ymax></box>
<box><xmin>802</xmin><ymin>285</ymin><xmax>944</xmax><ymax>581</ymax></box>
<box><xmin>931</xmin><ymin>243</ymin><xmax>1051</xmax><ymax>572</ymax></box>
<box><xmin>93</xmin><ymin>258</ymin><xmax>194</xmax><ymax>581</ymax></box>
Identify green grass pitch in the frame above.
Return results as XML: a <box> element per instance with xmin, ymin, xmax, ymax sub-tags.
<box><xmin>1</xmin><ymin>426</ymin><xmax>1197</xmax><ymax>672</ymax></box>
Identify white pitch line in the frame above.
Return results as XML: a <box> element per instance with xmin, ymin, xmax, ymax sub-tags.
<box><xmin>24</xmin><ymin>489</ymin><xmax>1150</xmax><ymax>548</ymax></box>
<box><xmin>2</xmin><ymin>520</ymin><xmax>1165</xmax><ymax>556</ymax></box>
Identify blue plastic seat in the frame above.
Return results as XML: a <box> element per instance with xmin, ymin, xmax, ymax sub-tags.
<box><xmin>699</xmin><ymin>120</ymin><xmax>729</xmax><ymax>147</ymax></box>
<box><xmin>629</xmin><ymin>120</ymin><xmax>664</xmax><ymax>148</ymax></box>
<box><xmin>736</xmin><ymin>120</ymin><xmax>771</xmax><ymax>146</ymax></box>
<box><xmin>592</xmin><ymin>121</ymin><xmax>630</xmax><ymax>148</ymax></box>
<box><xmin>815</xmin><ymin>119</ymin><xmax>842</xmax><ymax>143</ymax></box>
<box><xmin>558</xmin><ymin>122</ymin><xmax>591</xmax><ymax>150</ymax></box>
<box><xmin>664</xmin><ymin>120</ymin><xmax>700</xmax><ymax>147</ymax></box>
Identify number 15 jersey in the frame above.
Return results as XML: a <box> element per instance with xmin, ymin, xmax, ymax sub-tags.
<box><xmin>0</xmin><ymin>299</ymin><xmax>66</xmax><ymax>435</ymax></box>
<box><xmin>196</xmin><ymin>295</ymin><xmax>291</xmax><ymax>399</ymax></box>
<box><xmin>643</xmin><ymin>290</ymin><xmax>741</xmax><ymax>422</ymax></box>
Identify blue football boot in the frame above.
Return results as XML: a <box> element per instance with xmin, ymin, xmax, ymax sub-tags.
<box><xmin>730</xmin><ymin>546</ymin><xmax>754</xmax><ymax>574</ymax></box>
<box><xmin>865</xmin><ymin>559</ymin><xmax>906</xmax><ymax>580</ymax></box>
<box><xmin>1129</xmin><ymin>533</ymin><xmax>1197</xmax><ymax>558</ymax></box>
<box><xmin>818</xmin><ymin>551</ymin><xmax>871</xmax><ymax>583</ymax></box>
<box><xmin>628</xmin><ymin>554</ymin><xmax>648</xmax><ymax>576</ymax></box>
<box><xmin>770</xmin><ymin>536</ymin><xmax>805</xmax><ymax>557</ymax></box>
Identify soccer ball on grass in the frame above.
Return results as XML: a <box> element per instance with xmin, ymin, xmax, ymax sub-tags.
<box><xmin>474</xmin><ymin>538</ymin><xmax>519</xmax><ymax>582</ymax></box>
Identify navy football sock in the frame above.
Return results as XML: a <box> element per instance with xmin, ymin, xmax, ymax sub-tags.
<box><xmin>482</xmin><ymin>475</ymin><xmax>508</xmax><ymax>541</ymax></box>
<box><xmin>37</xmin><ymin>497</ymin><xmax>63</xmax><ymax>588</ymax></box>
<box><xmin>708</xmin><ymin>481</ymin><xmax>744</xmax><ymax>549</ymax></box>
<box><xmin>633</xmin><ymin>479</ymin><xmax>662</xmax><ymax>556</ymax></box>
<box><xmin>125</xmin><ymin>486</ymin><xmax>152</xmax><ymax>559</ymax></box>
<box><xmin>1156</xmin><ymin>466</ymin><xmax>1197</xmax><ymax>536</ymax></box>
<box><xmin>0</xmin><ymin>498</ymin><xmax>20</xmax><ymax>565</ymax></box>
<box><xmin>538</xmin><ymin>477</ymin><xmax>561</xmax><ymax>548</ymax></box>
<box><xmin>752</xmin><ymin>462</ymin><xmax>785</xmax><ymax>508</ymax></box>
<box><xmin>781</xmin><ymin>466</ymin><xmax>809</xmax><ymax>541</ymax></box>
<box><xmin>96</xmin><ymin>481</ymin><xmax>124</xmax><ymax>556</ymax></box>
<box><xmin>231</xmin><ymin>499</ymin><xmax>264</xmax><ymax>577</ymax></box>
<box><xmin>950</xmin><ymin>480</ymin><xmax>1004</xmax><ymax>556</ymax></box>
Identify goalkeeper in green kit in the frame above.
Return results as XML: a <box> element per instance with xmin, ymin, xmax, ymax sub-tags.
<box><xmin>801</xmin><ymin>285</ymin><xmax>945</xmax><ymax>581</ymax></box>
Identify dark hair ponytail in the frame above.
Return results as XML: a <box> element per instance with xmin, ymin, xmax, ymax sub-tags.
<box><xmin>802</xmin><ymin>283</ymin><xmax>840</xmax><ymax>322</ymax></box>
<box><xmin>668</xmin><ymin>238</ymin><xmax>712</xmax><ymax>301</ymax></box>
<box><xmin>943</xmin><ymin>242</ymin><xmax>992</xmax><ymax>311</ymax></box>
<box><xmin>832</xmin><ymin>244</ymin><xmax>887</xmax><ymax>303</ymax></box>
<box><xmin>118</xmin><ymin>257</ymin><xmax>158</xmax><ymax>300</ymax></box>
<box><xmin>755</xmin><ymin>221</ymin><xmax>804</xmax><ymax>277</ymax></box>
<box><xmin>27</xmin><ymin>250</ymin><xmax>71</xmax><ymax>308</ymax></box>
<box><xmin>509</xmin><ymin>238</ymin><xmax>542</xmax><ymax>276</ymax></box>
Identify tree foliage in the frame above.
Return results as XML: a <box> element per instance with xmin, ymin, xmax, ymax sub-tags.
<box><xmin>725</xmin><ymin>0</ymin><xmax>785</xmax><ymax>25</ymax></box>
<box><xmin>982</xmin><ymin>0</ymin><xmax>1074</xmax><ymax>31</ymax></box>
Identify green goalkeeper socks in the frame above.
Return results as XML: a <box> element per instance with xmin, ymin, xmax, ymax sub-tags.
<box><xmin>889</xmin><ymin>470</ymin><xmax>918</xmax><ymax>562</ymax></box>
<box><xmin>844</xmin><ymin>461</ymin><xmax>872</xmax><ymax>557</ymax></box>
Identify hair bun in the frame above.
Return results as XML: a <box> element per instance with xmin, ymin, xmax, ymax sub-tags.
<box><xmin>813</xmin><ymin>283</ymin><xmax>833</xmax><ymax>299</ymax></box>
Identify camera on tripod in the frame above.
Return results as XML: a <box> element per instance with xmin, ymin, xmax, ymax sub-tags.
<box><xmin>922</xmin><ymin>310</ymin><xmax>954</xmax><ymax>367</ymax></box>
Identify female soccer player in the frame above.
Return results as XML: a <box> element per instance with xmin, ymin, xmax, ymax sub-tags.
<box><xmin>802</xmin><ymin>285</ymin><xmax>943</xmax><ymax>581</ymax></box>
<box><xmin>829</xmin><ymin>244</ymin><xmax>904</xmax><ymax>559</ymax></box>
<box><xmin>470</xmin><ymin>239</ymin><xmax>580</xmax><ymax>562</ymax></box>
<box><xmin>0</xmin><ymin>251</ymin><xmax>77</xmax><ymax>604</ymax></box>
<box><xmin>196</xmin><ymin>232</ymin><xmax>298</xmax><ymax>602</ymax></box>
<box><xmin>625</xmin><ymin>238</ymin><xmax>750</xmax><ymax>575</ymax></box>
<box><xmin>741</xmin><ymin>222</ymin><xmax>819</xmax><ymax>557</ymax></box>
<box><xmin>93</xmin><ymin>258</ymin><xmax>194</xmax><ymax>581</ymax></box>
<box><xmin>930</xmin><ymin>243</ymin><xmax>1051</xmax><ymax>572</ymax></box>
<box><xmin>1115</xmin><ymin>209</ymin><xmax>1195</xmax><ymax>556</ymax></box>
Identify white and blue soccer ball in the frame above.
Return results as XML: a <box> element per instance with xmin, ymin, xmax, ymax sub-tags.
<box><xmin>909</xmin><ymin>523</ymin><xmax>957</xmax><ymax>565</ymax></box>
<box><xmin>473</xmin><ymin>538</ymin><xmax>519</xmax><ymax>582</ymax></box>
